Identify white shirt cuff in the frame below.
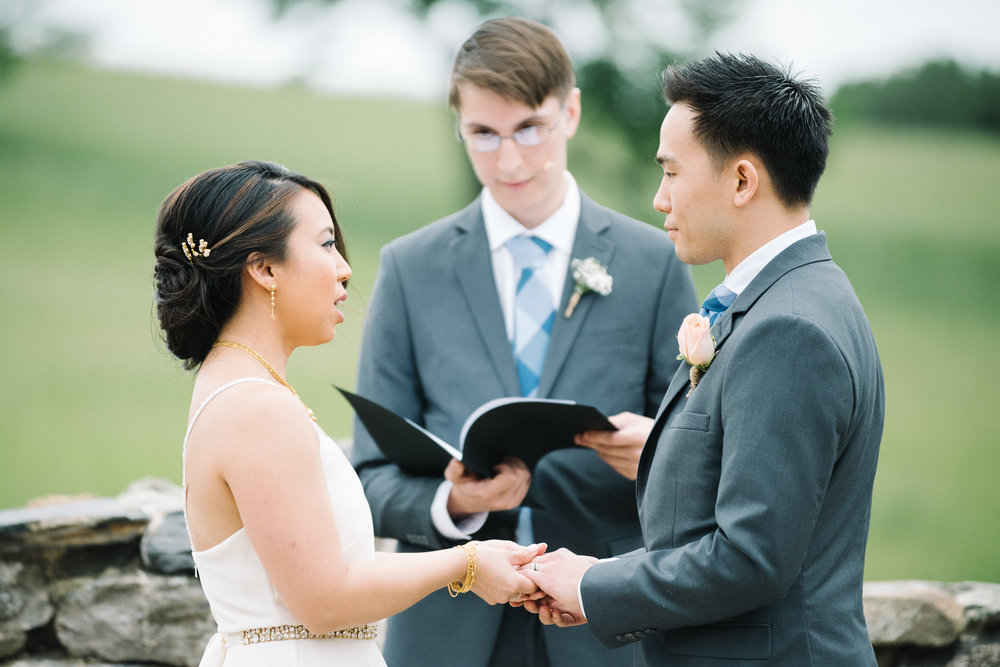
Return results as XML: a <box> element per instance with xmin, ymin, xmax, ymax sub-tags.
<box><xmin>431</xmin><ymin>480</ymin><xmax>488</xmax><ymax>540</ymax></box>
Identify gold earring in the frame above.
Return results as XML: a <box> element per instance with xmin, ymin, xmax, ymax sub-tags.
<box><xmin>270</xmin><ymin>284</ymin><xmax>276</xmax><ymax>320</ymax></box>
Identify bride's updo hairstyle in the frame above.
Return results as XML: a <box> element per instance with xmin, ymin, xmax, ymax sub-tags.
<box><xmin>153</xmin><ymin>160</ymin><xmax>347</xmax><ymax>370</ymax></box>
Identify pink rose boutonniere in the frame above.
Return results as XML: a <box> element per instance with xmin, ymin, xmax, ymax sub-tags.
<box><xmin>676</xmin><ymin>313</ymin><xmax>717</xmax><ymax>397</ymax></box>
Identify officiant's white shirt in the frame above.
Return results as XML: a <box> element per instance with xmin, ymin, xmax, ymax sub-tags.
<box><xmin>431</xmin><ymin>172</ymin><xmax>580</xmax><ymax>540</ymax></box>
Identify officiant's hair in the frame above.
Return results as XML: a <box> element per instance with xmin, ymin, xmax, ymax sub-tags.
<box><xmin>153</xmin><ymin>160</ymin><xmax>347</xmax><ymax>370</ymax></box>
<box><xmin>448</xmin><ymin>17</ymin><xmax>575</xmax><ymax>111</ymax></box>
<box><xmin>660</xmin><ymin>52</ymin><xmax>833</xmax><ymax>209</ymax></box>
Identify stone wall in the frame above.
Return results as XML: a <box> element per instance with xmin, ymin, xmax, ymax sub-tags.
<box><xmin>1</xmin><ymin>478</ymin><xmax>997</xmax><ymax>666</ymax></box>
<box><xmin>0</xmin><ymin>479</ymin><xmax>213</xmax><ymax>666</ymax></box>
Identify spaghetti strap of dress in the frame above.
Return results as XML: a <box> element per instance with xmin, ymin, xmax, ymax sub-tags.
<box><xmin>181</xmin><ymin>377</ymin><xmax>282</xmax><ymax>489</ymax></box>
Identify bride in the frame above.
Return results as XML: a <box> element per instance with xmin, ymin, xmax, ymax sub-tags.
<box><xmin>153</xmin><ymin>161</ymin><xmax>543</xmax><ymax>665</ymax></box>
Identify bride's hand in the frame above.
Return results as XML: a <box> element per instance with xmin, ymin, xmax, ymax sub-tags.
<box><xmin>470</xmin><ymin>541</ymin><xmax>547</xmax><ymax>605</ymax></box>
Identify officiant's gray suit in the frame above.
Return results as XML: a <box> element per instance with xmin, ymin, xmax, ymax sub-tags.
<box><xmin>581</xmin><ymin>232</ymin><xmax>885</xmax><ymax>665</ymax></box>
<box><xmin>352</xmin><ymin>192</ymin><xmax>697</xmax><ymax>667</ymax></box>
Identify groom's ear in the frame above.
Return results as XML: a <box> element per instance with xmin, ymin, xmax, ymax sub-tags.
<box><xmin>732</xmin><ymin>158</ymin><xmax>759</xmax><ymax>208</ymax></box>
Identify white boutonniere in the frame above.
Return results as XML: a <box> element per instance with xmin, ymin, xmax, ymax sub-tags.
<box><xmin>564</xmin><ymin>257</ymin><xmax>613</xmax><ymax>318</ymax></box>
<box><xmin>676</xmin><ymin>313</ymin><xmax>717</xmax><ymax>397</ymax></box>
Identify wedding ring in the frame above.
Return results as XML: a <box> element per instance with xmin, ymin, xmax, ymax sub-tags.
<box><xmin>532</xmin><ymin>562</ymin><xmax>538</xmax><ymax>572</ymax></box>
<box><xmin>510</xmin><ymin>592</ymin><xmax>522</xmax><ymax>602</ymax></box>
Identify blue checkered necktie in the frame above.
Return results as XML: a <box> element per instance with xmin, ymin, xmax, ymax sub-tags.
<box><xmin>699</xmin><ymin>283</ymin><xmax>738</xmax><ymax>326</ymax></box>
<box><xmin>507</xmin><ymin>236</ymin><xmax>555</xmax><ymax>398</ymax></box>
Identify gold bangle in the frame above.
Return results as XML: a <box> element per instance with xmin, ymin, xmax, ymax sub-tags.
<box><xmin>447</xmin><ymin>541</ymin><xmax>479</xmax><ymax>597</ymax></box>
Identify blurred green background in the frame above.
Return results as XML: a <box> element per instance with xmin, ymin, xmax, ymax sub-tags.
<box><xmin>1</xmin><ymin>57</ymin><xmax>998</xmax><ymax>583</ymax></box>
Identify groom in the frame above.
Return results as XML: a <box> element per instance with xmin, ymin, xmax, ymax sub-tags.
<box><xmin>523</xmin><ymin>53</ymin><xmax>885</xmax><ymax>665</ymax></box>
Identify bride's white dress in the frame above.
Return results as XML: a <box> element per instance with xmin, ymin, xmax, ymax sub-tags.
<box><xmin>184</xmin><ymin>378</ymin><xmax>386</xmax><ymax>666</ymax></box>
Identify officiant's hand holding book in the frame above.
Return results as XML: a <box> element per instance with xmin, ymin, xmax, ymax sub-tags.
<box><xmin>337</xmin><ymin>387</ymin><xmax>617</xmax><ymax>478</ymax></box>
<box><xmin>444</xmin><ymin>456</ymin><xmax>532</xmax><ymax>517</ymax></box>
<box><xmin>573</xmin><ymin>411</ymin><xmax>655</xmax><ymax>481</ymax></box>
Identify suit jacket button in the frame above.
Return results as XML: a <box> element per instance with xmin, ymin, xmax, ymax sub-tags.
<box><xmin>615</xmin><ymin>635</ymin><xmax>625</xmax><ymax>642</ymax></box>
<box><xmin>624</xmin><ymin>633</ymin><xmax>636</xmax><ymax>641</ymax></box>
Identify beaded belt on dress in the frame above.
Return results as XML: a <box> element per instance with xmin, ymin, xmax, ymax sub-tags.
<box><xmin>239</xmin><ymin>623</ymin><xmax>378</xmax><ymax>645</ymax></box>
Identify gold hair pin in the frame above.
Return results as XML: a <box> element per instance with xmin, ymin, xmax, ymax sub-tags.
<box><xmin>182</xmin><ymin>233</ymin><xmax>211</xmax><ymax>263</ymax></box>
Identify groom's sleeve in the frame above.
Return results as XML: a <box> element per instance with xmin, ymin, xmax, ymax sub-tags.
<box><xmin>577</xmin><ymin>555</ymin><xmax>627</xmax><ymax>620</ymax></box>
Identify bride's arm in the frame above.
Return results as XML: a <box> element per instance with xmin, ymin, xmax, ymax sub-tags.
<box><xmin>198</xmin><ymin>385</ymin><xmax>538</xmax><ymax>634</ymax></box>
<box><xmin>373</xmin><ymin>540</ymin><xmax>545</xmax><ymax>606</ymax></box>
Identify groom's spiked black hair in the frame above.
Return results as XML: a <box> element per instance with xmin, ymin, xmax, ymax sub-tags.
<box><xmin>660</xmin><ymin>52</ymin><xmax>833</xmax><ymax>209</ymax></box>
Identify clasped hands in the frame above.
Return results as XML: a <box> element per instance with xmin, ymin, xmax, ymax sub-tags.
<box><xmin>446</xmin><ymin>412</ymin><xmax>651</xmax><ymax>620</ymax></box>
<box><xmin>442</xmin><ymin>457</ymin><xmax>594</xmax><ymax>622</ymax></box>
<box><xmin>470</xmin><ymin>542</ymin><xmax>594</xmax><ymax>629</ymax></box>
<box><xmin>510</xmin><ymin>548</ymin><xmax>596</xmax><ymax>627</ymax></box>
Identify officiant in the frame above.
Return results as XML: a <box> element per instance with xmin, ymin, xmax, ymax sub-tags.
<box><xmin>349</xmin><ymin>16</ymin><xmax>697</xmax><ymax>667</ymax></box>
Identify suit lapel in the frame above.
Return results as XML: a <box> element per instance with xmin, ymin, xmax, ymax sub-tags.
<box><xmin>637</xmin><ymin>320</ymin><xmax>723</xmax><ymax>498</ymax></box>
<box><xmin>635</xmin><ymin>361</ymin><xmax>689</xmax><ymax>500</ymax></box>
<box><xmin>536</xmin><ymin>195</ymin><xmax>615</xmax><ymax>398</ymax></box>
<box><xmin>451</xmin><ymin>202</ymin><xmax>522</xmax><ymax>396</ymax></box>
<box><xmin>711</xmin><ymin>232</ymin><xmax>833</xmax><ymax>354</ymax></box>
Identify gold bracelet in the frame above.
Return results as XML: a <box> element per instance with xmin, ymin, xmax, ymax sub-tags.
<box><xmin>447</xmin><ymin>541</ymin><xmax>479</xmax><ymax>597</ymax></box>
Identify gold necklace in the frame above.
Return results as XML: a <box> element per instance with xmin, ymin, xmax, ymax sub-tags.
<box><xmin>212</xmin><ymin>339</ymin><xmax>316</xmax><ymax>422</ymax></box>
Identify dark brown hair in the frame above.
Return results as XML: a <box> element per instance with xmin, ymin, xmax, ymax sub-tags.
<box><xmin>153</xmin><ymin>160</ymin><xmax>347</xmax><ymax>369</ymax></box>
<box><xmin>661</xmin><ymin>53</ymin><xmax>833</xmax><ymax>209</ymax></box>
<box><xmin>448</xmin><ymin>17</ymin><xmax>576</xmax><ymax>111</ymax></box>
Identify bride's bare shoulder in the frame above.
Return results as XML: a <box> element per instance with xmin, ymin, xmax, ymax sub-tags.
<box><xmin>187</xmin><ymin>376</ymin><xmax>316</xmax><ymax>458</ymax></box>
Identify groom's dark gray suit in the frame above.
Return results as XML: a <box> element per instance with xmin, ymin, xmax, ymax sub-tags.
<box><xmin>352</xmin><ymin>192</ymin><xmax>697</xmax><ymax>667</ymax></box>
<box><xmin>581</xmin><ymin>232</ymin><xmax>885</xmax><ymax>665</ymax></box>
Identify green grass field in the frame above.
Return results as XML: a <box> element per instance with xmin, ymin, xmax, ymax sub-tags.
<box><xmin>1</xmin><ymin>62</ymin><xmax>997</xmax><ymax>582</ymax></box>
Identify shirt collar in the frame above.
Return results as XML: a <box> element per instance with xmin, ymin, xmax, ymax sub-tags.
<box><xmin>482</xmin><ymin>172</ymin><xmax>580</xmax><ymax>255</ymax></box>
<box><xmin>724</xmin><ymin>219</ymin><xmax>818</xmax><ymax>294</ymax></box>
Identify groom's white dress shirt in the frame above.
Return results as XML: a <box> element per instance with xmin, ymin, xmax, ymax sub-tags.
<box><xmin>721</xmin><ymin>219</ymin><xmax>817</xmax><ymax>296</ymax></box>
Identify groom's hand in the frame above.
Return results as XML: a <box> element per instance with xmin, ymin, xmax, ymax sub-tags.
<box><xmin>519</xmin><ymin>548</ymin><xmax>597</xmax><ymax>627</ymax></box>
<box><xmin>445</xmin><ymin>457</ymin><xmax>531</xmax><ymax>517</ymax></box>
<box><xmin>575</xmin><ymin>411</ymin><xmax>654</xmax><ymax>480</ymax></box>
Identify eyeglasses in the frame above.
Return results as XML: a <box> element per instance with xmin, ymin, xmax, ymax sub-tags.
<box><xmin>458</xmin><ymin>114</ymin><xmax>563</xmax><ymax>153</ymax></box>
